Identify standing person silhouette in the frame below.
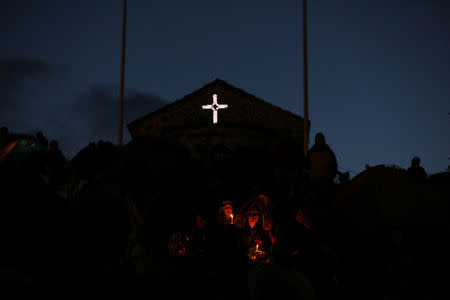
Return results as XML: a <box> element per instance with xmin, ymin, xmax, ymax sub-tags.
<box><xmin>305</xmin><ymin>133</ymin><xmax>337</xmax><ymax>184</ymax></box>
<box><xmin>304</xmin><ymin>133</ymin><xmax>338</xmax><ymax>242</ymax></box>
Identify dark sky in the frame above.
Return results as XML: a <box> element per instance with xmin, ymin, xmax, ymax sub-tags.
<box><xmin>1</xmin><ymin>0</ymin><xmax>449</xmax><ymax>177</ymax></box>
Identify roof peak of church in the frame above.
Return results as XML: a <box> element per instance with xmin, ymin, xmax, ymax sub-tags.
<box><xmin>127</xmin><ymin>78</ymin><xmax>304</xmax><ymax>129</ymax></box>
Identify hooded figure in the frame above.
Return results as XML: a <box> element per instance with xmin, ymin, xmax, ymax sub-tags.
<box><xmin>304</xmin><ymin>133</ymin><xmax>338</xmax><ymax>240</ymax></box>
<box><xmin>238</xmin><ymin>205</ymin><xmax>272</xmax><ymax>263</ymax></box>
<box><xmin>305</xmin><ymin>133</ymin><xmax>338</xmax><ymax>184</ymax></box>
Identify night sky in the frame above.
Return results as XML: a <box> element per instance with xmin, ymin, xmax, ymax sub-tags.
<box><xmin>1</xmin><ymin>0</ymin><xmax>449</xmax><ymax>177</ymax></box>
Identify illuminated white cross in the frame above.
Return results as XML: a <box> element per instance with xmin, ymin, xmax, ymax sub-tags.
<box><xmin>202</xmin><ymin>94</ymin><xmax>228</xmax><ymax>124</ymax></box>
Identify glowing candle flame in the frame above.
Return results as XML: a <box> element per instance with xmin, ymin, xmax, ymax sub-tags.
<box><xmin>230</xmin><ymin>214</ymin><xmax>234</xmax><ymax>224</ymax></box>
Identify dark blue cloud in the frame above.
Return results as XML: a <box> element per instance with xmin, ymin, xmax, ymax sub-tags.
<box><xmin>0</xmin><ymin>58</ymin><xmax>63</xmax><ymax>110</ymax></box>
<box><xmin>72</xmin><ymin>84</ymin><xmax>167</xmax><ymax>145</ymax></box>
<box><xmin>0</xmin><ymin>58</ymin><xmax>167</xmax><ymax>159</ymax></box>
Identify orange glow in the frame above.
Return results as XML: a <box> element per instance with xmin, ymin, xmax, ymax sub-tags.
<box><xmin>0</xmin><ymin>140</ymin><xmax>18</xmax><ymax>164</ymax></box>
<box><xmin>230</xmin><ymin>214</ymin><xmax>234</xmax><ymax>224</ymax></box>
<box><xmin>258</xmin><ymin>194</ymin><xmax>270</xmax><ymax>206</ymax></box>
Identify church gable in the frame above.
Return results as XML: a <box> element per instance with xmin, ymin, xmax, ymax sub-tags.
<box><xmin>128</xmin><ymin>79</ymin><xmax>305</xmax><ymax>141</ymax></box>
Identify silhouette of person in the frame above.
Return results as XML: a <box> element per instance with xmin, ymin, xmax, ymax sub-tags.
<box><xmin>216</xmin><ymin>199</ymin><xmax>235</xmax><ymax>225</ymax></box>
<box><xmin>305</xmin><ymin>133</ymin><xmax>338</xmax><ymax>184</ymax></box>
<box><xmin>304</xmin><ymin>133</ymin><xmax>338</xmax><ymax>243</ymax></box>
<box><xmin>48</xmin><ymin>140</ymin><xmax>66</xmax><ymax>165</ymax></box>
<box><xmin>238</xmin><ymin>206</ymin><xmax>272</xmax><ymax>263</ymax></box>
<box><xmin>185</xmin><ymin>210</ymin><xmax>210</xmax><ymax>257</ymax></box>
<box><xmin>407</xmin><ymin>156</ymin><xmax>427</xmax><ymax>182</ymax></box>
<box><xmin>0</xmin><ymin>126</ymin><xmax>9</xmax><ymax>147</ymax></box>
<box><xmin>36</xmin><ymin>131</ymin><xmax>49</xmax><ymax>151</ymax></box>
<box><xmin>0</xmin><ymin>126</ymin><xmax>8</xmax><ymax>136</ymax></box>
<box><xmin>41</xmin><ymin>140</ymin><xmax>66</xmax><ymax>186</ymax></box>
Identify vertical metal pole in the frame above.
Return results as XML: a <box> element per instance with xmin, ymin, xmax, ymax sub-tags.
<box><xmin>302</xmin><ymin>0</ymin><xmax>309</xmax><ymax>157</ymax></box>
<box><xmin>118</xmin><ymin>0</ymin><xmax>127</xmax><ymax>146</ymax></box>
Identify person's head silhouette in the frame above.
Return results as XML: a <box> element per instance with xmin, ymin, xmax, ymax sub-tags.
<box><xmin>0</xmin><ymin>126</ymin><xmax>8</xmax><ymax>136</ymax></box>
<box><xmin>314</xmin><ymin>133</ymin><xmax>325</xmax><ymax>146</ymax></box>
<box><xmin>411</xmin><ymin>157</ymin><xmax>421</xmax><ymax>168</ymax></box>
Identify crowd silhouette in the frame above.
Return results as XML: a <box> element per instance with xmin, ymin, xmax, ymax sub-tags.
<box><xmin>1</xmin><ymin>127</ymin><xmax>449</xmax><ymax>300</ymax></box>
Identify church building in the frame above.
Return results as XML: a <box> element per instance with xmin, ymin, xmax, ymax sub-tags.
<box><xmin>127</xmin><ymin>79</ymin><xmax>308</xmax><ymax>204</ymax></box>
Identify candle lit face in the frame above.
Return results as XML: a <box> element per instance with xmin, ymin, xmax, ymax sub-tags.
<box><xmin>195</xmin><ymin>214</ymin><xmax>208</xmax><ymax>230</ymax></box>
<box><xmin>248</xmin><ymin>209</ymin><xmax>260</xmax><ymax>229</ymax></box>
<box><xmin>295</xmin><ymin>209</ymin><xmax>304</xmax><ymax>225</ymax></box>
<box><xmin>222</xmin><ymin>204</ymin><xmax>233</xmax><ymax>217</ymax></box>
